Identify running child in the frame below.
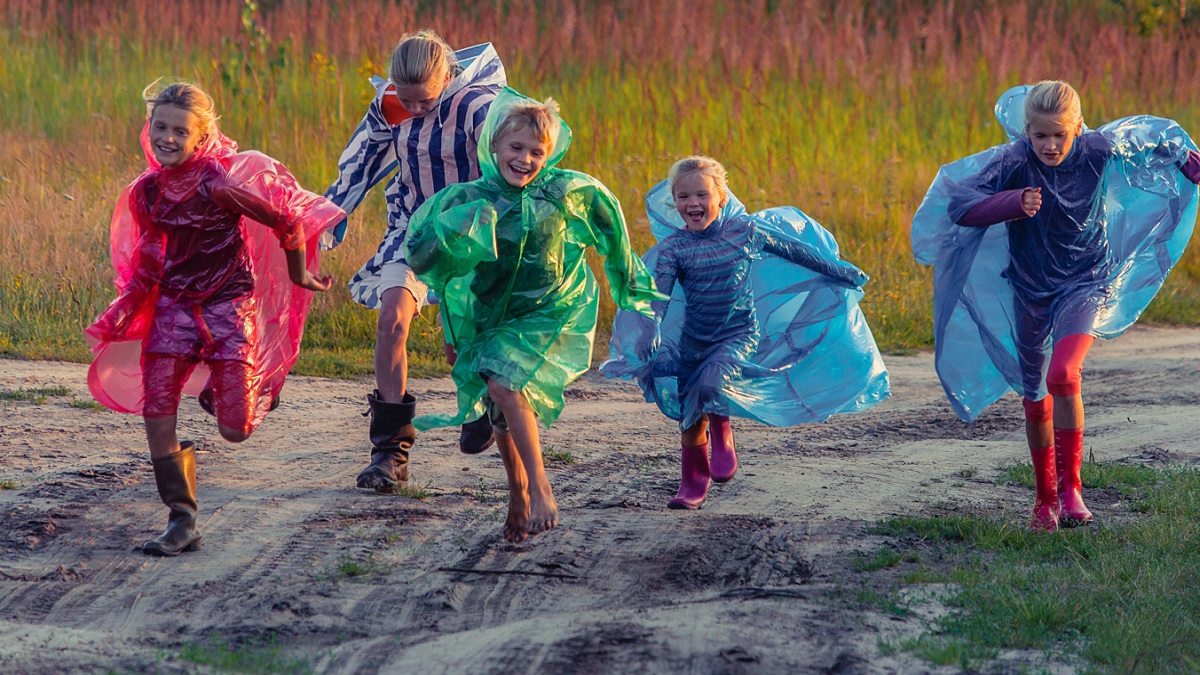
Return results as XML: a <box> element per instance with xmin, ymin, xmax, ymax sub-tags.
<box><xmin>86</xmin><ymin>81</ymin><xmax>344</xmax><ymax>555</ymax></box>
<box><xmin>401</xmin><ymin>88</ymin><xmax>665</xmax><ymax>543</ymax></box>
<box><xmin>912</xmin><ymin>80</ymin><xmax>1200</xmax><ymax>530</ymax></box>
<box><xmin>603</xmin><ymin>156</ymin><xmax>890</xmax><ymax>509</ymax></box>
<box><xmin>324</xmin><ymin>31</ymin><xmax>506</xmax><ymax>494</ymax></box>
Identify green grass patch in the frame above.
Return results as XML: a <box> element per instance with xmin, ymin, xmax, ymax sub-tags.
<box><xmin>850</xmin><ymin>547</ymin><xmax>904</xmax><ymax>572</ymax></box>
<box><xmin>542</xmin><ymin>444</ymin><xmax>577</xmax><ymax>465</ymax></box>
<box><xmin>178</xmin><ymin>633</ymin><xmax>312</xmax><ymax>675</ymax></box>
<box><xmin>391</xmin><ymin>481</ymin><xmax>433</xmax><ymax>500</ymax></box>
<box><xmin>863</xmin><ymin>465</ymin><xmax>1200</xmax><ymax>672</ymax></box>
<box><xmin>0</xmin><ymin>479</ymin><xmax>18</xmax><ymax>490</ymax></box>
<box><xmin>0</xmin><ymin>386</ymin><xmax>72</xmax><ymax>404</ymax></box>
<box><xmin>336</xmin><ymin>553</ymin><xmax>390</xmax><ymax>578</ymax></box>
<box><xmin>69</xmin><ymin>397</ymin><xmax>105</xmax><ymax>411</ymax></box>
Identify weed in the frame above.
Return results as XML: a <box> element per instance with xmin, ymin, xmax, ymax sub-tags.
<box><xmin>851</xmin><ymin>547</ymin><xmax>903</xmax><ymax>572</ymax></box>
<box><xmin>0</xmin><ymin>479</ymin><xmax>18</xmax><ymax>490</ymax></box>
<box><xmin>0</xmin><ymin>386</ymin><xmax>70</xmax><ymax>404</ymax></box>
<box><xmin>179</xmin><ymin>633</ymin><xmax>311</xmax><ymax>674</ymax></box>
<box><xmin>69</xmin><ymin>397</ymin><xmax>105</xmax><ymax>410</ymax></box>
<box><xmin>337</xmin><ymin>553</ymin><xmax>389</xmax><ymax>578</ymax></box>
<box><xmin>542</xmin><ymin>444</ymin><xmax>577</xmax><ymax>464</ymax></box>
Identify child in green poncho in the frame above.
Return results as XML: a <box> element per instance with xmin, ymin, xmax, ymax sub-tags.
<box><xmin>402</xmin><ymin>88</ymin><xmax>665</xmax><ymax>543</ymax></box>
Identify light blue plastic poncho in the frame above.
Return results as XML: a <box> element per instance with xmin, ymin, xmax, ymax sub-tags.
<box><xmin>401</xmin><ymin>87</ymin><xmax>665</xmax><ymax>430</ymax></box>
<box><xmin>911</xmin><ymin>85</ymin><xmax>1199</xmax><ymax>422</ymax></box>
<box><xmin>602</xmin><ymin>181</ymin><xmax>890</xmax><ymax>429</ymax></box>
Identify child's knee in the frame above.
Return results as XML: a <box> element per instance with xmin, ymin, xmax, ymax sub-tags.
<box><xmin>1022</xmin><ymin>396</ymin><xmax>1053</xmax><ymax>423</ymax></box>
<box><xmin>218</xmin><ymin>424</ymin><xmax>251</xmax><ymax>443</ymax></box>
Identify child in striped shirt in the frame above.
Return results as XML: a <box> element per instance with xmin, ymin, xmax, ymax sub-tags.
<box><xmin>324</xmin><ymin>31</ymin><xmax>506</xmax><ymax>493</ymax></box>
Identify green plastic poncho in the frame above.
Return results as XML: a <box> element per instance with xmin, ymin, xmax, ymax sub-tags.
<box><xmin>402</xmin><ymin>87</ymin><xmax>666</xmax><ymax>429</ymax></box>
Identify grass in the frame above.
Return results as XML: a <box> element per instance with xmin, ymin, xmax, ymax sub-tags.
<box><xmin>178</xmin><ymin>633</ymin><xmax>312</xmax><ymax>675</ymax></box>
<box><xmin>0</xmin><ymin>479</ymin><xmax>18</xmax><ymax>489</ymax></box>
<box><xmin>0</xmin><ymin>386</ymin><xmax>72</xmax><ymax>403</ymax></box>
<box><xmin>4</xmin><ymin>1</ymin><xmax>1200</xmax><ymax>375</ymax></box>
<box><xmin>542</xmin><ymin>444</ymin><xmax>577</xmax><ymax>464</ymax></box>
<box><xmin>860</xmin><ymin>463</ymin><xmax>1200</xmax><ymax>672</ymax></box>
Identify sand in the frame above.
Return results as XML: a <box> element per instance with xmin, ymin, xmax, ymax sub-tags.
<box><xmin>2</xmin><ymin>325</ymin><xmax>1199</xmax><ymax>674</ymax></box>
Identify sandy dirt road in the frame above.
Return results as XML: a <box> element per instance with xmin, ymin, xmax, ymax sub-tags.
<box><xmin>2</xmin><ymin>326</ymin><xmax>1199</xmax><ymax>674</ymax></box>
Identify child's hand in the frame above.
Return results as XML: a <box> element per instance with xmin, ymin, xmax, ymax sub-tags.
<box><xmin>834</xmin><ymin>261</ymin><xmax>869</xmax><ymax>289</ymax></box>
<box><xmin>1021</xmin><ymin>187</ymin><xmax>1042</xmax><ymax>216</ymax></box>
<box><xmin>294</xmin><ymin>271</ymin><xmax>334</xmax><ymax>292</ymax></box>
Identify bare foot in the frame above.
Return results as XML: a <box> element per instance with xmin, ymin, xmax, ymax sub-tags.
<box><xmin>526</xmin><ymin>485</ymin><xmax>559</xmax><ymax>535</ymax></box>
<box><xmin>504</xmin><ymin>489</ymin><xmax>530</xmax><ymax>544</ymax></box>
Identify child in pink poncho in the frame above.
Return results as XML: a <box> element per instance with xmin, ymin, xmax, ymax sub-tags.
<box><xmin>86</xmin><ymin>81</ymin><xmax>344</xmax><ymax>556</ymax></box>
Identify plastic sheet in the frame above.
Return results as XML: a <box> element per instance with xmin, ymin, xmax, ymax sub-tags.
<box><xmin>401</xmin><ymin>87</ymin><xmax>666</xmax><ymax>429</ymax></box>
<box><xmin>85</xmin><ymin>123</ymin><xmax>344</xmax><ymax>433</ymax></box>
<box><xmin>602</xmin><ymin>180</ymin><xmax>890</xmax><ymax>429</ymax></box>
<box><xmin>911</xmin><ymin>85</ymin><xmax>1200</xmax><ymax>421</ymax></box>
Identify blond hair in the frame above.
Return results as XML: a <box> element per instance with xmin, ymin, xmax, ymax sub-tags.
<box><xmin>1024</xmin><ymin>80</ymin><xmax>1083</xmax><ymax>128</ymax></box>
<box><xmin>492</xmin><ymin>97</ymin><xmax>562</xmax><ymax>149</ymax></box>
<box><xmin>142</xmin><ymin>80</ymin><xmax>219</xmax><ymax>138</ymax></box>
<box><xmin>668</xmin><ymin>156</ymin><xmax>729</xmax><ymax>203</ymax></box>
<box><xmin>389</xmin><ymin>30</ymin><xmax>458</xmax><ymax>87</ymax></box>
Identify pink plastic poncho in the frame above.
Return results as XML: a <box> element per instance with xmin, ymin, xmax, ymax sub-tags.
<box><xmin>85</xmin><ymin>124</ymin><xmax>344</xmax><ymax>429</ymax></box>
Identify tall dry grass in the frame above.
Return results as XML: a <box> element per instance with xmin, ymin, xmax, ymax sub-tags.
<box><xmin>2</xmin><ymin>0</ymin><xmax>1199</xmax><ymax>373</ymax></box>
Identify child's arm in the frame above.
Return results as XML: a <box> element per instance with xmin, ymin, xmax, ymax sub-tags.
<box><xmin>1180</xmin><ymin>149</ymin><xmax>1200</xmax><ymax>185</ymax></box>
<box><xmin>955</xmin><ymin>188</ymin><xmax>1041</xmax><ymax>226</ymax></box>
<box><xmin>283</xmin><ymin>243</ymin><xmax>333</xmax><ymax>292</ymax></box>
<box><xmin>758</xmin><ymin>230</ymin><xmax>869</xmax><ymax>288</ymax></box>
<box><xmin>580</xmin><ymin>183</ymin><xmax>669</xmax><ymax>318</ymax></box>
<box><xmin>321</xmin><ymin>87</ymin><xmax>400</xmax><ymax>249</ymax></box>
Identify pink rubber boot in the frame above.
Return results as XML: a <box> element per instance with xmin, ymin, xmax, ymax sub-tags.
<box><xmin>708</xmin><ymin>414</ymin><xmax>738</xmax><ymax>483</ymax></box>
<box><xmin>668</xmin><ymin>442</ymin><xmax>710</xmax><ymax>510</ymax></box>
<box><xmin>1029</xmin><ymin>445</ymin><xmax>1060</xmax><ymax>531</ymax></box>
<box><xmin>1054</xmin><ymin>428</ymin><xmax>1093</xmax><ymax>527</ymax></box>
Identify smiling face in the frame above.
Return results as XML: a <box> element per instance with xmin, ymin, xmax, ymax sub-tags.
<box><xmin>392</xmin><ymin>74</ymin><xmax>450</xmax><ymax>117</ymax></box>
<box><xmin>494</xmin><ymin>126</ymin><xmax>552</xmax><ymax>189</ymax></box>
<box><xmin>1027</xmin><ymin>113</ymin><xmax>1082</xmax><ymax>167</ymax></box>
<box><xmin>148</xmin><ymin>104</ymin><xmax>205</xmax><ymax>169</ymax></box>
<box><xmin>672</xmin><ymin>172</ymin><xmax>726</xmax><ymax>231</ymax></box>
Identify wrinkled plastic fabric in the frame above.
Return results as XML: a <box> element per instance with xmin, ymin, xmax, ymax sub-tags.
<box><xmin>602</xmin><ymin>180</ymin><xmax>890</xmax><ymax>429</ymax></box>
<box><xmin>402</xmin><ymin>87</ymin><xmax>666</xmax><ymax>430</ymax></box>
<box><xmin>911</xmin><ymin>84</ymin><xmax>1199</xmax><ymax>421</ymax></box>
<box><xmin>85</xmin><ymin>123</ymin><xmax>345</xmax><ymax>433</ymax></box>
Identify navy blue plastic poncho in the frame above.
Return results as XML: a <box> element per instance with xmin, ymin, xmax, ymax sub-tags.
<box><xmin>602</xmin><ymin>180</ymin><xmax>890</xmax><ymax>430</ymax></box>
<box><xmin>912</xmin><ymin>85</ymin><xmax>1200</xmax><ymax>422</ymax></box>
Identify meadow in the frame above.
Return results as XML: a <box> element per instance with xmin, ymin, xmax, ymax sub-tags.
<box><xmin>2</xmin><ymin>0</ymin><xmax>1199</xmax><ymax>377</ymax></box>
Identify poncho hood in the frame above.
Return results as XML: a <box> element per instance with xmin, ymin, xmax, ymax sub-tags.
<box><xmin>476</xmin><ymin>87</ymin><xmax>573</xmax><ymax>191</ymax></box>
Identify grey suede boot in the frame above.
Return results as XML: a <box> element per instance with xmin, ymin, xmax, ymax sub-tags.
<box><xmin>356</xmin><ymin>391</ymin><xmax>416</xmax><ymax>493</ymax></box>
<box><xmin>142</xmin><ymin>442</ymin><xmax>202</xmax><ymax>556</ymax></box>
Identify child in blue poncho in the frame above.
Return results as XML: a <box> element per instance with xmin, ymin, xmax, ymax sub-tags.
<box><xmin>912</xmin><ymin>81</ymin><xmax>1200</xmax><ymax>531</ymax></box>
<box><xmin>604</xmin><ymin>156</ymin><xmax>890</xmax><ymax>510</ymax></box>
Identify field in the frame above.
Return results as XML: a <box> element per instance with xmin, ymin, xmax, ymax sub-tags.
<box><xmin>3</xmin><ymin>1</ymin><xmax>1200</xmax><ymax>673</ymax></box>
<box><xmin>3</xmin><ymin>0</ymin><xmax>1200</xmax><ymax>374</ymax></box>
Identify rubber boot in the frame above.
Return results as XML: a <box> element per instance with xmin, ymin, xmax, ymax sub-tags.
<box><xmin>142</xmin><ymin>442</ymin><xmax>202</xmax><ymax>556</ymax></box>
<box><xmin>1054</xmin><ymin>428</ymin><xmax>1093</xmax><ymax>527</ymax></box>
<box><xmin>459</xmin><ymin>415</ymin><xmax>495</xmax><ymax>455</ymax></box>
<box><xmin>1029</xmin><ymin>445</ymin><xmax>1060</xmax><ymax>532</ymax></box>
<box><xmin>668</xmin><ymin>442</ymin><xmax>711</xmax><ymax>510</ymax></box>
<box><xmin>356</xmin><ymin>390</ymin><xmax>415</xmax><ymax>493</ymax></box>
<box><xmin>708</xmin><ymin>414</ymin><xmax>738</xmax><ymax>483</ymax></box>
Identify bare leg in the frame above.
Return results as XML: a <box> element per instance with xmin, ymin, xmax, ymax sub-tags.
<box><xmin>1024</xmin><ymin>412</ymin><xmax>1053</xmax><ymax>451</ymax></box>
<box><xmin>682</xmin><ymin>415</ymin><xmax>708</xmax><ymax>447</ymax></box>
<box><xmin>375</xmin><ymin>287</ymin><xmax>418</xmax><ymax>402</ymax></box>
<box><xmin>145</xmin><ymin>415</ymin><xmax>182</xmax><ymax>460</ymax></box>
<box><xmin>495</xmin><ymin>430</ymin><xmax>530</xmax><ymax>543</ymax></box>
<box><xmin>487</xmin><ymin>380</ymin><xmax>559</xmax><ymax>536</ymax></box>
<box><xmin>1052</xmin><ymin>392</ymin><xmax>1084</xmax><ymax>430</ymax></box>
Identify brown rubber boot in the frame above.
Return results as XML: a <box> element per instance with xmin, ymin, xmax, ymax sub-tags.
<box><xmin>142</xmin><ymin>442</ymin><xmax>202</xmax><ymax>556</ymax></box>
<box><xmin>356</xmin><ymin>390</ymin><xmax>416</xmax><ymax>493</ymax></box>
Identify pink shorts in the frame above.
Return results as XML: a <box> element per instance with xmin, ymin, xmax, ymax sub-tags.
<box><xmin>143</xmin><ymin>294</ymin><xmax>257</xmax><ymax>364</ymax></box>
